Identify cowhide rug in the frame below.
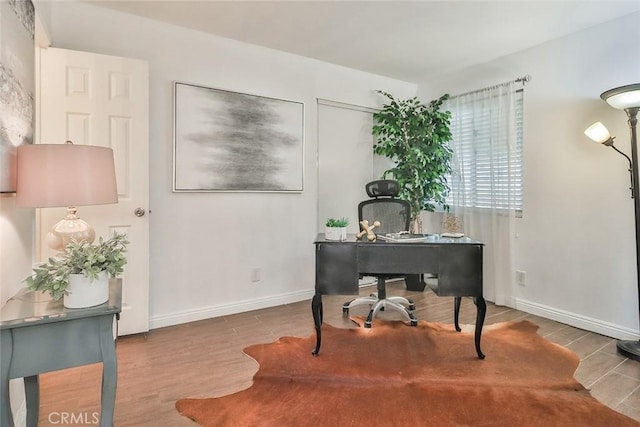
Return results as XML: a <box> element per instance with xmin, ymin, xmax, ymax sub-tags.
<box><xmin>176</xmin><ymin>319</ymin><xmax>638</xmax><ymax>426</ymax></box>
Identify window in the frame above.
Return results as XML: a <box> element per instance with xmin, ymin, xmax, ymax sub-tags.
<box><xmin>444</xmin><ymin>88</ymin><xmax>524</xmax><ymax>212</ymax></box>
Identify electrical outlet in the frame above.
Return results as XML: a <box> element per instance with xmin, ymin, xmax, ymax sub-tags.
<box><xmin>251</xmin><ymin>268</ymin><xmax>261</xmax><ymax>283</ymax></box>
<box><xmin>516</xmin><ymin>270</ymin><xmax>526</xmax><ymax>287</ymax></box>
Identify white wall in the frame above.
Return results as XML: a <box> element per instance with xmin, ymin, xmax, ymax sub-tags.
<box><xmin>44</xmin><ymin>1</ymin><xmax>416</xmax><ymax>328</ymax></box>
<box><xmin>419</xmin><ymin>12</ymin><xmax>640</xmax><ymax>338</ymax></box>
<box><xmin>0</xmin><ymin>198</ymin><xmax>33</xmax><ymax>304</ymax></box>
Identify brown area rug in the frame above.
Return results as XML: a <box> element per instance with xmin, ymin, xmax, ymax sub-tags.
<box><xmin>176</xmin><ymin>319</ymin><xmax>639</xmax><ymax>426</ymax></box>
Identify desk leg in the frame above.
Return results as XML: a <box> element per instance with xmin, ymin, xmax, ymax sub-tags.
<box><xmin>311</xmin><ymin>294</ymin><xmax>323</xmax><ymax>355</ymax></box>
<box><xmin>1</xmin><ymin>331</ymin><xmax>14</xmax><ymax>427</ymax></box>
<box><xmin>98</xmin><ymin>315</ymin><xmax>117</xmax><ymax>427</ymax></box>
<box><xmin>24</xmin><ymin>376</ymin><xmax>39</xmax><ymax>427</ymax></box>
<box><xmin>474</xmin><ymin>297</ymin><xmax>487</xmax><ymax>359</ymax></box>
<box><xmin>454</xmin><ymin>297</ymin><xmax>462</xmax><ymax>332</ymax></box>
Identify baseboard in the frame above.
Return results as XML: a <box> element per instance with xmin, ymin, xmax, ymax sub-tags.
<box><xmin>149</xmin><ymin>288</ymin><xmax>315</xmax><ymax>330</ymax></box>
<box><xmin>514</xmin><ymin>297</ymin><xmax>639</xmax><ymax>341</ymax></box>
<box><xmin>150</xmin><ymin>292</ymin><xmax>639</xmax><ymax>340</ymax></box>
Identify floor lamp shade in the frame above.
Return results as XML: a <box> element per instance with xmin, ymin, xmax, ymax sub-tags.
<box><xmin>15</xmin><ymin>143</ymin><xmax>118</xmax><ymax>250</ymax></box>
<box><xmin>601</xmin><ymin>83</ymin><xmax>640</xmax><ymax>110</ymax></box>
<box><xmin>584</xmin><ymin>122</ymin><xmax>612</xmax><ymax>144</ymax></box>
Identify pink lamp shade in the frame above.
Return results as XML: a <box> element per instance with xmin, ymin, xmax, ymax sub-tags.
<box><xmin>15</xmin><ymin>142</ymin><xmax>118</xmax><ymax>251</ymax></box>
<box><xmin>15</xmin><ymin>143</ymin><xmax>118</xmax><ymax>208</ymax></box>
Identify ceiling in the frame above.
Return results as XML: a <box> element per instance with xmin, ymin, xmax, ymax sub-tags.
<box><xmin>85</xmin><ymin>0</ymin><xmax>640</xmax><ymax>83</ymax></box>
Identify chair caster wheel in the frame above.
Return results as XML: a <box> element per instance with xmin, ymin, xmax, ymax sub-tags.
<box><xmin>342</xmin><ymin>306</ymin><xmax>349</xmax><ymax>316</ymax></box>
<box><xmin>410</xmin><ymin>320</ymin><xmax>418</xmax><ymax>326</ymax></box>
<box><xmin>364</xmin><ymin>321</ymin><xmax>372</xmax><ymax>328</ymax></box>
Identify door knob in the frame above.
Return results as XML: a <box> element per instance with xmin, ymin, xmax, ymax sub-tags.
<box><xmin>134</xmin><ymin>208</ymin><xmax>146</xmax><ymax>217</ymax></box>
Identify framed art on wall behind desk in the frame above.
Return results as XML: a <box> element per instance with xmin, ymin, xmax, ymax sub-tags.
<box><xmin>172</xmin><ymin>82</ymin><xmax>304</xmax><ymax>193</ymax></box>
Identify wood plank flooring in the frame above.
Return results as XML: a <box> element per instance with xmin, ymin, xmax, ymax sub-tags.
<box><xmin>34</xmin><ymin>282</ymin><xmax>640</xmax><ymax>426</ymax></box>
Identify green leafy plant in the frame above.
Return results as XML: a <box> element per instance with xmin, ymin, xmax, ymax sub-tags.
<box><xmin>325</xmin><ymin>217</ymin><xmax>349</xmax><ymax>227</ymax></box>
<box><xmin>25</xmin><ymin>233</ymin><xmax>129</xmax><ymax>300</ymax></box>
<box><xmin>373</xmin><ymin>90</ymin><xmax>453</xmax><ymax>232</ymax></box>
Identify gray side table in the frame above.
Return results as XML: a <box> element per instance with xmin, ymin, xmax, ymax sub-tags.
<box><xmin>1</xmin><ymin>279</ymin><xmax>122</xmax><ymax>427</ymax></box>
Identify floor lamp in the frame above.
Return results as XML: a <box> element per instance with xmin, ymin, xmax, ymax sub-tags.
<box><xmin>584</xmin><ymin>83</ymin><xmax>640</xmax><ymax>361</ymax></box>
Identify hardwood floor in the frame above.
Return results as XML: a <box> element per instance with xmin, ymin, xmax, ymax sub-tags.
<box><xmin>35</xmin><ymin>282</ymin><xmax>640</xmax><ymax>426</ymax></box>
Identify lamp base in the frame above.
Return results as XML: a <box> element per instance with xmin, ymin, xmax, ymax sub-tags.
<box><xmin>617</xmin><ymin>339</ymin><xmax>640</xmax><ymax>361</ymax></box>
<box><xmin>46</xmin><ymin>207</ymin><xmax>95</xmax><ymax>251</ymax></box>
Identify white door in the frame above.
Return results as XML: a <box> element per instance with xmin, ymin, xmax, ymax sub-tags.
<box><xmin>37</xmin><ymin>47</ymin><xmax>149</xmax><ymax>335</ymax></box>
<box><xmin>317</xmin><ymin>100</ymin><xmax>387</xmax><ymax>233</ymax></box>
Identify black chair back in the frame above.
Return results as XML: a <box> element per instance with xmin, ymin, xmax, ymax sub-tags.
<box><xmin>365</xmin><ymin>180</ymin><xmax>401</xmax><ymax>198</ymax></box>
<box><xmin>358</xmin><ymin>180</ymin><xmax>410</xmax><ymax>236</ymax></box>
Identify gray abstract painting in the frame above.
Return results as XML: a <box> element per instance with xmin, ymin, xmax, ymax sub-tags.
<box><xmin>173</xmin><ymin>83</ymin><xmax>304</xmax><ymax>192</ymax></box>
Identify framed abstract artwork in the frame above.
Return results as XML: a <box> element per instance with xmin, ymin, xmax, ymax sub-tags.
<box><xmin>0</xmin><ymin>0</ymin><xmax>35</xmax><ymax>193</ymax></box>
<box><xmin>173</xmin><ymin>82</ymin><xmax>304</xmax><ymax>192</ymax></box>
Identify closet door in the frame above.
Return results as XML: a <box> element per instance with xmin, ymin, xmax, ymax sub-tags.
<box><xmin>317</xmin><ymin>100</ymin><xmax>388</xmax><ymax>233</ymax></box>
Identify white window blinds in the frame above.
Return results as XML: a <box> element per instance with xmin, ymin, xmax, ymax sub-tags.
<box><xmin>444</xmin><ymin>86</ymin><xmax>524</xmax><ymax>212</ymax></box>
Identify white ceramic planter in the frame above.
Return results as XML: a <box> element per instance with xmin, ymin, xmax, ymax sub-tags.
<box><xmin>64</xmin><ymin>271</ymin><xmax>109</xmax><ymax>309</ymax></box>
<box><xmin>325</xmin><ymin>226</ymin><xmax>347</xmax><ymax>241</ymax></box>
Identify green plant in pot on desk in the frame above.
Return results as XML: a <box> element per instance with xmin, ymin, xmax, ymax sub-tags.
<box><xmin>325</xmin><ymin>217</ymin><xmax>349</xmax><ymax>241</ymax></box>
<box><xmin>25</xmin><ymin>233</ymin><xmax>128</xmax><ymax>309</ymax></box>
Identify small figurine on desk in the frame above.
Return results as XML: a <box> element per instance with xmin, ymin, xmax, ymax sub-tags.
<box><xmin>356</xmin><ymin>220</ymin><xmax>380</xmax><ymax>241</ymax></box>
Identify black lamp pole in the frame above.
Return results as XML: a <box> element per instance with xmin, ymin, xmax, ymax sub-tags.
<box><xmin>615</xmin><ymin>105</ymin><xmax>640</xmax><ymax>360</ymax></box>
<box><xmin>598</xmin><ymin>84</ymin><xmax>640</xmax><ymax>361</ymax></box>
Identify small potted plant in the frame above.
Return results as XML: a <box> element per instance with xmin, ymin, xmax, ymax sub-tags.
<box><xmin>325</xmin><ymin>217</ymin><xmax>349</xmax><ymax>241</ymax></box>
<box><xmin>25</xmin><ymin>232</ymin><xmax>128</xmax><ymax>308</ymax></box>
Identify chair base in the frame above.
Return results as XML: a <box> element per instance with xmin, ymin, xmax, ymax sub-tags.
<box><xmin>343</xmin><ymin>295</ymin><xmax>416</xmax><ymax>312</ymax></box>
<box><xmin>343</xmin><ymin>295</ymin><xmax>417</xmax><ymax>327</ymax></box>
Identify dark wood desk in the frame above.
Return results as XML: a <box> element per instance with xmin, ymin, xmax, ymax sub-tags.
<box><xmin>312</xmin><ymin>234</ymin><xmax>486</xmax><ymax>359</ymax></box>
<box><xmin>0</xmin><ymin>279</ymin><xmax>121</xmax><ymax>427</ymax></box>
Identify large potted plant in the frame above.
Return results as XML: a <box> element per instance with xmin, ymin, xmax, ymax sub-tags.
<box><xmin>25</xmin><ymin>233</ymin><xmax>128</xmax><ymax>308</ymax></box>
<box><xmin>372</xmin><ymin>91</ymin><xmax>453</xmax><ymax>233</ymax></box>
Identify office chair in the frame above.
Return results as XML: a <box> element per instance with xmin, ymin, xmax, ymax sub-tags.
<box><xmin>343</xmin><ymin>180</ymin><xmax>418</xmax><ymax>328</ymax></box>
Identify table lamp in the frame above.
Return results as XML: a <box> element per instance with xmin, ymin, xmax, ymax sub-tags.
<box><xmin>15</xmin><ymin>141</ymin><xmax>118</xmax><ymax>251</ymax></box>
<box><xmin>584</xmin><ymin>83</ymin><xmax>640</xmax><ymax>360</ymax></box>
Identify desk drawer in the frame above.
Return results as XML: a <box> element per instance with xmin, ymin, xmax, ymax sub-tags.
<box><xmin>358</xmin><ymin>244</ymin><xmax>439</xmax><ymax>274</ymax></box>
<box><xmin>315</xmin><ymin>243</ymin><xmax>359</xmax><ymax>295</ymax></box>
<box><xmin>437</xmin><ymin>245</ymin><xmax>483</xmax><ymax>297</ymax></box>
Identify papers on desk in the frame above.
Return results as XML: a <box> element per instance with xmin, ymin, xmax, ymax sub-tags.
<box><xmin>377</xmin><ymin>233</ymin><xmax>431</xmax><ymax>242</ymax></box>
<box><xmin>441</xmin><ymin>232</ymin><xmax>465</xmax><ymax>238</ymax></box>
<box><xmin>377</xmin><ymin>232</ymin><xmax>466</xmax><ymax>242</ymax></box>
